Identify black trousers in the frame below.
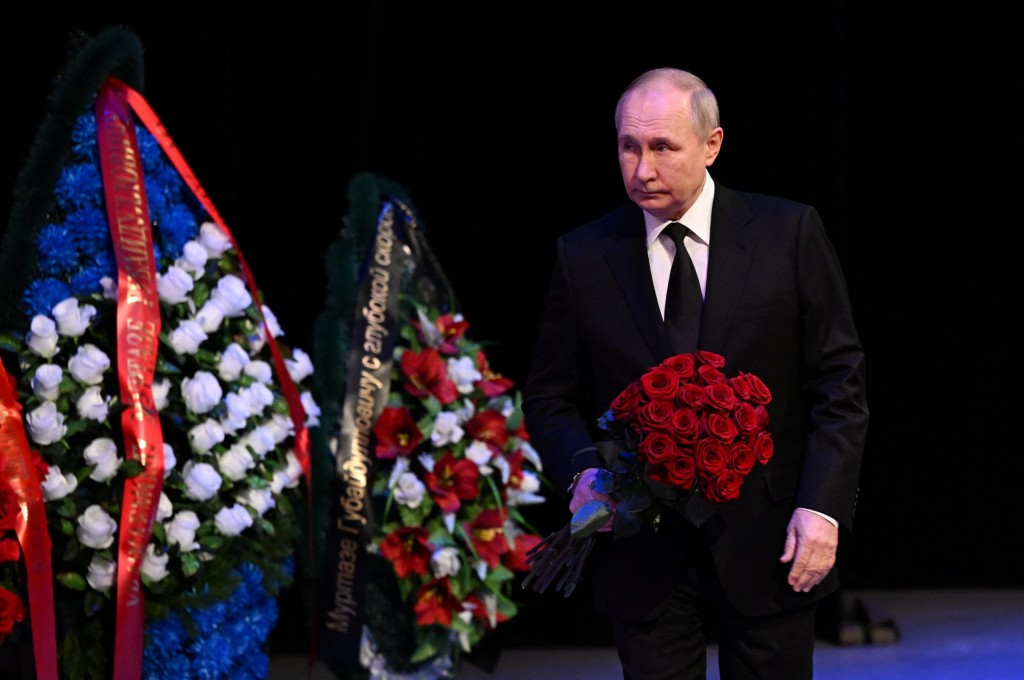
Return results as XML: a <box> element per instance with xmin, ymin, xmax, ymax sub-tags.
<box><xmin>610</xmin><ymin>541</ymin><xmax>817</xmax><ymax>680</ymax></box>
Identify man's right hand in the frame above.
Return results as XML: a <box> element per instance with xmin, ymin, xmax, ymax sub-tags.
<box><xmin>568</xmin><ymin>468</ymin><xmax>616</xmax><ymax>532</ymax></box>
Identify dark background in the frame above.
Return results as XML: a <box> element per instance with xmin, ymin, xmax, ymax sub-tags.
<box><xmin>2</xmin><ymin>1</ymin><xmax>1020</xmax><ymax>651</ymax></box>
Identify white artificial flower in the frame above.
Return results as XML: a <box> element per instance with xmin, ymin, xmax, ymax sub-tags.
<box><xmin>26</xmin><ymin>315</ymin><xmax>59</xmax><ymax>358</ymax></box>
<box><xmin>447</xmin><ymin>355</ymin><xmax>482</xmax><ymax>394</ymax></box>
<box><xmin>76</xmin><ymin>504</ymin><xmax>118</xmax><ymax>549</ymax></box>
<box><xmin>67</xmin><ymin>343</ymin><xmax>110</xmax><ymax>385</ymax></box>
<box><xmin>508</xmin><ymin>470</ymin><xmax>546</xmax><ymax>506</ymax></box>
<box><xmin>430</xmin><ymin>411</ymin><xmax>464</xmax><ymax>447</ymax></box>
<box><xmin>141</xmin><ymin>544</ymin><xmax>170</xmax><ymax>582</ymax></box>
<box><xmin>264</xmin><ymin>413</ymin><xmax>293</xmax><ymax>444</ymax></box>
<box><xmin>465</xmin><ymin>440</ymin><xmax>494</xmax><ymax>467</ymax></box>
<box><xmin>242</xmin><ymin>359</ymin><xmax>273</xmax><ymax>384</ymax></box>
<box><xmin>176</xmin><ymin>240</ymin><xmax>209</xmax><ymax>278</ymax></box>
<box><xmin>52</xmin><ymin>297</ymin><xmax>96</xmax><ymax>337</ymax></box>
<box><xmin>40</xmin><ymin>465</ymin><xmax>77</xmax><ymax>501</ymax></box>
<box><xmin>209</xmin><ymin>274</ymin><xmax>252</xmax><ymax>317</ymax></box>
<box><xmin>301</xmin><ymin>391</ymin><xmax>320</xmax><ymax>427</ymax></box>
<box><xmin>168</xmin><ymin>319</ymin><xmax>208</xmax><ymax>355</ymax></box>
<box><xmin>30</xmin><ymin>364</ymin><xmax>62</xmax><ymax>401</ymax></box>
<box><xmin>155</xmin><ymin>492</ymin><xmax>173</xmax><ymax>522</ymax></box>
<box><xmin>156</xmin><ymin>265</ymin><xmax>195</xmax><ymax>304</ymax></box>
<box><xmin>25</xmin><ymin>401</ymin><xmax>66</xmax><ymax>445</ymax></box>
<box><xmin>217</xmin><ymin>442</ymin><xmax>254</xmax><ymax>481</ymax></box>
<box><xmin>491</xmin><ymin>454</ymin><xmax>510</xmax><ymax>484</ymax></box>
<box><xmin>393</xmin><ymin>471</ymin><xmax>426</xmax><ymax>509</ymax></box>
<box><xmin>237</xmin><ymin>487</ymin><xmax>275</xmax><ymax>517</ymax></box>
<box><xmin>152</xmin><ymin>378</ymin><xmax>171</xmax><ymax>411</ymax></box>
<box><xmin>86</xmin><ymin>555</ymin><xmax>116</xmax><ymax>592</ymax></box>
<box><xmin>284</xmin><ymin>347</ymin><xmax>314</xmax><ymax>383</ymax></box>
<box><xmin>283</xmin><ymin>450</ymin><xmax>304</xmax><ymax>488</ymax></box>
<box><xmin>240</xmin><ymin>382</ymin><xmax>274</xmax><ymax>415</ymax></box>
<box><xmin>217</xmin><ymin>343</ymin><xmax>250</xmax><ymax>382</ymax></box>
<box><xmin>430</xmin><ymin>546</ymin><xmax>461</xmax><ymax>579</ymax></box>
<box><xmin>162</xmin><ymin>443</ymin><xmax>177</xmax><ymax>477</ymax></box>
<box><xmin>242</xmin><ymin>425</ymin><xmax>276</xmax><ymax>458</ymax></box>
<box><xmin>84</xmin><ymin>437</ymin><xmax>122</xmax><ymax>482</ymax></box>
<box><xmin>516</xmin><ymin>440</ymin><xmax>542</xmax><ymax>472</ymax></box>
<box><xmin>198</xmin><ymin>221</ymin><xmax>232</xmax><ymax>257</ymax></box>
<box><xmin>195</xmin><ymin>298</ymin><xmax>227</xmax><ymax>333</ymax></box>
<box><xmin>247</xmin><ymin>324</ymin><xmax>266</xmax><ymax>354</ymax></box>
<box><xmin>181</xmin><ymin>460</ymin><xmax>223</xmax><ymax>501</ymax></box>
<box><xmin>188</xmin><ymin>418</ymin><xmax>225</xmax><ymax>454</ymax></box>
<box><xmin>214</xmin><ymin>504</ymin><xmax>253</xmax><ymax>536</ymax></box>
<box><xmin>219</xmin><ymin>392</ymin><xmax>253</xmax><ymax>434</ymax></box>
<box><xmin>180</xmin><ymin>370</ymin><xmax>223</xmax><ymax>415</ymax></box>
<box><xmin>386</xmin><ymin>456</ymin><xmax>410</xmax><ymax>489</ymax></box>
<box><xmin>76</xmin><ymin>386</ymin><xmax>111</xmax><ymax>422</ymax></box>
<box><xmin>454</xmin><ymin>397</ymin><xmax>476</xmax><ymax>423</ymax></box>
<box><xmin>269</xmin><ymin>469</ymin><xmax>290</xmax><ymax>495</ymax></box>
<box><xmin>99</xmin><ymin>276</ymin><xmax>117</xmax><ymax>300</ymax></box>
<box><xmin>165</xmin><ymin>510</ymin><xmax>201</xmax><ymax>552</ymax></box>
<box><xmin>261</xmin><ymin>304</ymin><xmax>283</xmax><ymax>338</ymax></box>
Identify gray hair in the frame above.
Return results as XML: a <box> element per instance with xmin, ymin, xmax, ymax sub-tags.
<box><xmin>614</xmin><ymin>68</ymin><xmax>720</xmax><ymax>140</ymax></box>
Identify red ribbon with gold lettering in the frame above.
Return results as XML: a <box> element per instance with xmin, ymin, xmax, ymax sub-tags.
<box><xmin>95</xmin><ymin>81</ymin><xmax>166</xmax><ymax>680</ymax></box>
<box><xmin>102</xmin><ymin>77</ymin><xmax>310</xmax><ymax>488</ymax></box>
<box><xmin>0</xmin><ymin>362</ymin><xmax>58</xmax><ymax>680</ymax></box>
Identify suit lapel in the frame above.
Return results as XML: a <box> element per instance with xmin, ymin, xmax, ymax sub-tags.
<box><xmin>701</xmin><ymin>185</ymin><xmax>758</xmax><ymax>353</ymax></box>
<box><xmin>602</xmin><ymin>207</ymin><xmax>673</xmax><ymax>360</ymax></box>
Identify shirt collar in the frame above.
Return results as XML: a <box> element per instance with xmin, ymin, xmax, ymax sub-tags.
<box><xmin>644</xmin><ymin>170</ymin><xmax>715</xmax><ymax>248</ymax></box>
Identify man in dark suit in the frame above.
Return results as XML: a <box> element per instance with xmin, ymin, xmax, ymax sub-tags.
<box><xmin>522</xmin><ymin>68</ymin><xmax>868</xmax><ymax>679</ymax></box>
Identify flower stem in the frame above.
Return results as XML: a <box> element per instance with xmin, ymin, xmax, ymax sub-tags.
<box><xmin>521</xmin><ymin>523</ymin><xmax>596</xmax><ymax>598</ymax></box>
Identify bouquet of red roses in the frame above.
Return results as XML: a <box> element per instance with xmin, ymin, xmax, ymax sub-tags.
<box><xmin>523</xmin><ymin>350</ymin><xmax>774</xmax><ymax>596</ymax></box>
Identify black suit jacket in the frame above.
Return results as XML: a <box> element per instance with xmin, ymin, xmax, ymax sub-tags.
<box><xmin>523</xmin><ymin>182</ymin><xmax>868</xmax><ymax>621</ymax></box>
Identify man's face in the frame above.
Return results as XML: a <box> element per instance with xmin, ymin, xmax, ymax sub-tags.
<box><xmin>617</xmin><ymin>82</ymin><xmax>721</xmax><ymax>222</ymax></box>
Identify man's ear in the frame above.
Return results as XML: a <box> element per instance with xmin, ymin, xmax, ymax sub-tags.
<box><xmin>705</xmin><ymin>127</ymin><xmax>724</xmax><ymax>166</ymax></box>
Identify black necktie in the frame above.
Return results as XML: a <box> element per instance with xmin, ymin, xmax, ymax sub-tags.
<box><xmin>662</xmin><ymin>222</ymin><xmax>702</xmax><ymax>353</ymax></box>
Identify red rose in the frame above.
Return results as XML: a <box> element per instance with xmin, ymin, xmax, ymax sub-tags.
<box><xmin>664</xmin><ymin>451</ymin><xmax>697</xmax><ymax>489</ymax></box>
<box><xmin>610</xmin><ymin>381</ymin><xmax>643</xmax><ymax>420</ymax></box>
<box><xmin>696</xmin><ymin>350</ymin><xmax>726</xmax><ymax>369</ymax></box>
<box><xmin>752</xmin><ymin>431</ymin><xmax>774</xmax><ymax>464</ymax></box>
<box><xmin>704</xmin><ymin>412</ymin><xmax>739</xmax><ymax>443</ymax></box>
<box><xmin>635</xmin><ymin>399</ymin><xmax>675</xmax><ymax>432</ymax></box>
<box><xmin>637</xmin><ymin>431</ymin><xmax>678</xmax><ymax>465</ymax></box>
<box><xmin>732</xmin><ymin>402</ymin><xmax>761</xmax><ymax>435</ymax></box>
<box><xmin>704</xmin><ymin>382</ymin><xmax>738</xmax><ymax>412</ymax></box>
<box><xmin>728</xmin><ymin>442</ymin><xmax>756</xmax><ymax>475</ymax></box>
<box><xmin>755</xmin><ymin>405</ymin><xmax>770</xmax><ymax>428</ymax></box>
<box><xmin>703</xmin><ymin>471</ymin><xmax>744</xmax><ymax>503</ymax></box>
<box><xmin>695</xmin><ymin>439</ymin><xmax>730</xmax><ymax>479</ymax></box>
<box><xmin>660</xmin><ymin>353</ymin><xmax>695</xmax><ymax>379</ymax></box>
<box><xmin>730</xmin><ymin>373</ymin><xmax>753</xmax><ymax>400</ymax></box>
<box><xmin>677</xmin><ymin>382</ymin><xmax>705</xmax><ymax>409</ymax></box>
<box><xmin>696</xmin><ymin>363</ymin><xmax>727</xmax><ymax>385</ymax></box>
<box><xmin>0</xmin><ymin>587</ymin><xmax>26</xmax><ymax>641</ymax></box>
<box><xmin>668</xmin><ymin>407</ymin><xmax>701</xmax><ymax>444</ymax></box>
<box><xmin>640</xmin><ymin>366</ymin><xmax>682</xmax><ymax>402</ymax></box>
<box><xmin>741</xmin><ymin>371</ymin><xmax>772</xmax><ymax>405</ymax></box>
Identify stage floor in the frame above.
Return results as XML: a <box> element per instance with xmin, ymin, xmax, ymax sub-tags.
<box><xmin>270</xmin><ymin>589</ymin><xmax>1024</xmax><ymax>679</ymax></box>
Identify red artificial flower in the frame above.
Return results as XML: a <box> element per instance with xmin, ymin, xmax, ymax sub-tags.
<box><xmin>379</xmin><ymin>526</ymin><xmax>434</xmax><ymax>579</ymax></box>
<box><xmin>414</xmin><ymin>578</ymin><xmax>462</xmax><ymax>627</ymax></box>
<box><xmin>0</xmin><ymin>484</ymin><xmax>18</xmax><ymax>533</ymax></box>
<box><xmin>400</xmin><ymin>347</ymin><xmax>458</xmax><ymax>404</ymax></box>
<box><xmin>465</xmin><ymin>409</ymin><xmax>509</xmax><ymax>448</ymax></box>
<box><xmin>0</xmin><ymin>587</ymin><xmax>26</xmax><ymax>642</ymax></box>
<box><xmin>0</xmin><ymin>538</ymin><xmax>19</xmax><ymax>563</ymax></box>
<box><xmin>474</xmin><ymin>350</ymin><xmax>514</xmax><ymax>397</ymax></box>
<box><xmin>465</xmin><ymin>508</ymin><xmax>509</xmax><ymax>568</ymax></box>
<box><xmin>416</xmin><ymin>313</ymin><xmax>469</xmax><ymax>355</ymax></box>
<box><xmin>505</xmin><ymin>533</ymin><xmax>542</xmax><ymax>572</ymax></box>
<box><xmin>374</xmin><ymin>406</ymin><xmax>424</xmax><ymax>459</ymax></box>
<box><xmin>426</xmin><ymin>451</ymin><xmax>480</xmax><ymax>513</ymax></box>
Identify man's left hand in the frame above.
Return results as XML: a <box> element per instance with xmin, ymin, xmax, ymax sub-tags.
<box><xmin>779</xmin><ymin>508</ymin><xmax>838</xmax><ymax>593</ymax></box>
